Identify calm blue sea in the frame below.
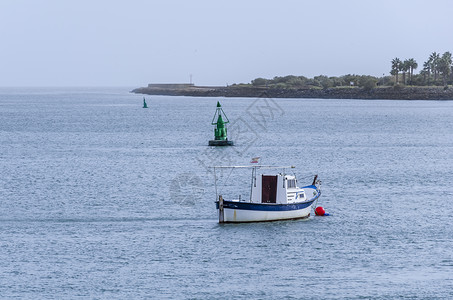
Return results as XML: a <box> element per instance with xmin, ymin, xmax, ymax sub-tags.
<box><xmin>1</xmin><ymin>87</ymin><xmax>452</xmax><ymax>299</ymax></box>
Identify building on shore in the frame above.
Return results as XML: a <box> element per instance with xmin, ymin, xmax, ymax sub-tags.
<box><xmin>147</xmin><ymin>83</ymin><xmax>194</xmax><ymax>89</ymax></box>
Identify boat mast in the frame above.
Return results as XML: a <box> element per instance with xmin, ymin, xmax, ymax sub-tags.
<box><xmin>213</xmin><ymin>166</ymin><xmax>225</xmax><ymax>223</ymax></box>
<box><xmin>282</xmin><ymin>167</ymin><xmax>286</xmax><ymax>188</ymax></box>
<box><xmin>249</xmin><ymin>166</ymin><xmax>256</xmax><ymax>202</ymax></box>
<box><xmin>213</xmin><ymin>167</ymin><xmax>218</xmax><ymax>201</ymax></box>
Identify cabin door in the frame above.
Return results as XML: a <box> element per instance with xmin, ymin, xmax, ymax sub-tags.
<box><xmin>262</xmin><ymin>175</ymin><xmax>277</xmax><ymax>203</ymax></box>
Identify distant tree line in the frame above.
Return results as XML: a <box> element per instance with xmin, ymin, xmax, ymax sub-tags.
<box><xmin>243</xmin><ymin>51</ymin><xmax>453</xmax><ymax>90</ymax></box>
<box><xmin>247</xmin><ymin>74</ymin><xmax>381</xmax><ymax>90</ymax></box>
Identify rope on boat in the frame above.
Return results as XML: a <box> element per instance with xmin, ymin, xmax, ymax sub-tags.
<box><xmin>311</xmin><ymin>174</ymin><xmax>322</xmax><ymax>212</ymax></box>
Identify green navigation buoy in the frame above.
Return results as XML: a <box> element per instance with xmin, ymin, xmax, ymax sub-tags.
<box><xmin>143</xmin><ymin>97</ymin><xmax>148</xmax><ymax>108</ymax></box>
<box><xmin>209</xmin><ymin>101</ymin><xmax>234</xmax><ymax>146</ymax></box>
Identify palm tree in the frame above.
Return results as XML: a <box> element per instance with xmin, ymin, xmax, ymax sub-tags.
<box><xmin>402</xmin><ymin>60</ymin><xmax>411</xmax><ymax>85</ymax></box>
<box><xmin>391</xmin><ymin>58</ymin><xmax>402</xmax><ymax>84</ymax></box>
<box><xmin>407</xmin><ymin>58</ymin><xmax>418</xmax><ymax>85</ymax></box>
<box><xmin>422</xmin><ymin>61</ymin><xmax>431</xmax><ymax>85</ymax></box>
<box><xmin>451</xmin><ymin>65</ymin><xmax>453</xmax><ymax>83</ymax></box>
<box><xmin>429</xmin><ymin>52</ymin><xmax>440</xmax><ymax>83</ymax></box>
<box><xmin>420</xmin><ymin>69</ymin><xmax>429</xmax><ymax>85</ymax></box>
<box><xmin>438</xmin><ymin>52</ymin><xmax>452</xmax><ymax>86</ymax></box>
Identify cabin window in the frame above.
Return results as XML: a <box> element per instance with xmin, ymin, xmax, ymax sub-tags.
<box><xmin>287</xmin><ymin>179</ymin><xmax>296</xmax><ymax>188</ymax></box>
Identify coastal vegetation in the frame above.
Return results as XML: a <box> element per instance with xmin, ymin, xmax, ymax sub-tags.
<box><xmin>133</xmin><ymin>51</ymin><xmax>453</xmax><ymax>100</ymax></box>
<box><xmin>240</xmin><ymin>51</ymin><xmax>453</xmax><ymax>90</ymax></box>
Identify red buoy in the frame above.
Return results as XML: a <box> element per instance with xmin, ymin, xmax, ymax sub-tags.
<box><xmin>315</xmin><ymin>206</ymin><xmax>325</xmax><ymax>216</ymax></box>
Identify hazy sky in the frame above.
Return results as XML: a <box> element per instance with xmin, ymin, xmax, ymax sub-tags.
<box><xmin>1</xmin><ymin>0</ymin><xmax>453</xmax><ymax>87</ymax></box>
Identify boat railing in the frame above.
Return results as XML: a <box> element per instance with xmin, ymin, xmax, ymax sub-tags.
<box><xmin>210</xmin><ymin>165</ymin><xmax>295</xmax><ymax>169</ymax></box>
<box><xmin>210</xmin><ymin>165</ymin><xmax>295</xmax><ymax>202</ymax></box>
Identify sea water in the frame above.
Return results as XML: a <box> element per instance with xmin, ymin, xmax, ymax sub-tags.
<box><xmin>0</xmin><ymin>87</ymin><xmax>452</xmax><ymax>299</ymax></box>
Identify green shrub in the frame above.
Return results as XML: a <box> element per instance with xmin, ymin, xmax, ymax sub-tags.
<box><xmin>358</xmin><ymin>76</ymin><xmax>378</xmax><ymax>90</ymax></box>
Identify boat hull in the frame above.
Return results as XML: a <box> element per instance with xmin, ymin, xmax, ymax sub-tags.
<box><xmin>216</xmin><ymin>187</ymin><xmax>320</xmax><ymax>223</ymax></box>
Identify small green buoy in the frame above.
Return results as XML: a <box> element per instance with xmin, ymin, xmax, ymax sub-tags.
<box><xmin>143</xmin><ymin>97</ymin><xmax>148</xmax><ymax>108</ymax></box>
<box><xmin>209</xmin><ymin>101</ymin><xmax>234</xmax><ymax>146</ymax></box>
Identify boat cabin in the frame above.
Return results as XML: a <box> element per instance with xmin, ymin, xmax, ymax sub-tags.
<box><xmin>249</xmin><ymin>174</ymin><xmax>306</xmax><ymax>204</ymax></box>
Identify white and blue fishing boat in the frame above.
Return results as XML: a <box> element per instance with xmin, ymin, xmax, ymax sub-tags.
<box><xmin>213</xmin><ymin>165</ymin><xmax>321</xmax><ymax>223</ymax></box>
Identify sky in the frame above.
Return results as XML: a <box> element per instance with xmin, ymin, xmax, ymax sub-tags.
<box><xmin>1</xmin><ymin>0</ymin><xmax>453</xmax><ymax>87</ymax></box>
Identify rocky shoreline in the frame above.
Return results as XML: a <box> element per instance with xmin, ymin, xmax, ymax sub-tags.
<box><xmin>131</xmin><ymin>85</ymin><xmax>453</xmax><ymax>100</ymax></box>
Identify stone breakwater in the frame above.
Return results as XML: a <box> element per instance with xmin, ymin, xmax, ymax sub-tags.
<box><xmin>131</xmin><ymin>86</ymin><xmax>453</xmax><ymax>100</ymax></box>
